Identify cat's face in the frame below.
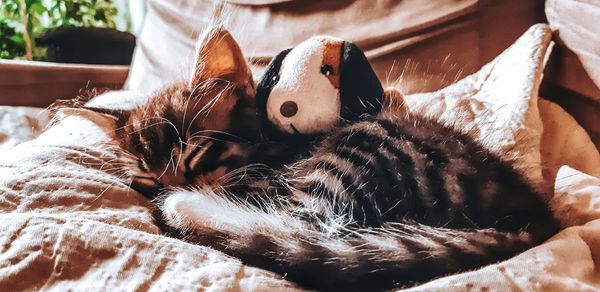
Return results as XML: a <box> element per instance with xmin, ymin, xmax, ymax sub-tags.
<box><xmin>115</xmin><ymin>27</ymin><xmax>258</xmax><ymax>192</ymax></box>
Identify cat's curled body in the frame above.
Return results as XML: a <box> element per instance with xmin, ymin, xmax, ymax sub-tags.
<box><xmin>162</xmin><ymin>110</ymin><xmax>557</xmax><ymax>291</ymax></box>
<box><xmin>55</xmin><ymin>27</ymin><xmax>558</xmax><ymax>291</ymax></box>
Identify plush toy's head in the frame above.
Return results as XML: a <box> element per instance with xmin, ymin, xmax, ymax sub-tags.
<box><xmin>256</xmin><ymin>36</ymin><xmax>383</xmax><ymax>139</ymax></box>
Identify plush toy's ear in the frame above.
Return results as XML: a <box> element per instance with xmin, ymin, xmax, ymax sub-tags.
<box><xmin>189</xmin><ymin>26</ymin><xmax>253</xmax><ymax>94</ymax></box>
<box><xmin>339</xmin><ymin>42</ymin><xmax>383</xmax><ymax>121</ymax></box>
<box><xmin>256</xmin><ymin>48</ymin><xmax>293</xmax><ymax>127</ymax></box>
<box><xmin>383</xmin><ymin>87</ymin><xmax>408</xmax><ymax>114</ymax></box>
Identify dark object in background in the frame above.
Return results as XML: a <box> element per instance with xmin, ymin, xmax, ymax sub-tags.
<box><xmin>37</xmin><ymin>27</ymin><xmax>136</xmax><ymax>65</ymax></box>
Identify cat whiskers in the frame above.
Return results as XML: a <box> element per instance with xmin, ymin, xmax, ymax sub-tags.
<box><xmin>190</xmin><ymin>129</ymin><xmax>241</xmax><ymax>138</ymax></box>
<box><xmin>180</xmin><ymin>83</ymin><xmax>197</xmax><ymax>135</ymax></box>
<box><xmin>216</xmin><ymin>163</ymin><xmax>272</xmax><ymax>187</ymax></box>
<box><xmin>106</xmin><ymin>115</ymin><xmax>175</xmax><ymax>135</ymax></box>
<box><xmin>157</xmin><ymin>148</ymin><xmax>178</xmax><ymax>181</ymax></box>
<box><xmin>185</xmin><ymin>87</ymin><xmax>220</xmax><ymax>133</ymax></box>
<box><xmin>83</xmin><ymin>143</ymin><xmax>153</xmax><ymax>206</ymax></box>
<box><xmin>183</xmin><ymin>80</ymin><xmax>212</xmax><ymax>134</ymax></box>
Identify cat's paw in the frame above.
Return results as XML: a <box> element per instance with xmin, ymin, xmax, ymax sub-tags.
<box><xmin>159</xmin><ymin>189</ymin><xmax>248</xmax><ymax>234</ymax></box>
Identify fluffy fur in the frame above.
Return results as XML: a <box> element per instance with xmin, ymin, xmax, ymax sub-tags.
<box><xmin>51</xmin><ymin>27</ymin><xmax>558</xmax><ymax>291</ymax></box>
<box><xmin>158</xmin><ymin>111</ymin><xmax>558</xmax><ymax>291</ymax></box>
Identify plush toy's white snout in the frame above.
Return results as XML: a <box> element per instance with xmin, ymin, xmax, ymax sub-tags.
<box><xmin>266</xmin><ymin>38</ymin><xmax>341</xmax><ymax>135</ymax></box>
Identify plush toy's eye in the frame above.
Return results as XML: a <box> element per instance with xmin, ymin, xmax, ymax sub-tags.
<box><xmin>269</xmin><ymin>74</ymin><xmax>279</xmax><ymax>85</ymax></box>
<box><xmin>320</xmin><ymin>64</ymin><xmax>334</xmax><ymax>76</ymax></box>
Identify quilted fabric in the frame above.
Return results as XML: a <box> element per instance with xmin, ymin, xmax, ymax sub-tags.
<box><xmin>0</xmin><ymin>109</ymin><xmax>300</xmax><ymax>291</ymax></box>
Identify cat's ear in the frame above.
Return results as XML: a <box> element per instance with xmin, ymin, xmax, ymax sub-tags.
<box><xmin>190</xmin><ymin>26</ymin><xmax>254</xmax><ymax>94</ymax></box>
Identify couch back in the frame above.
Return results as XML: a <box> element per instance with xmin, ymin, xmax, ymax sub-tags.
<box><xmin>125</xmin><ymin>0</ymin><xmax>544</xmax><ymax>95</ymax></box>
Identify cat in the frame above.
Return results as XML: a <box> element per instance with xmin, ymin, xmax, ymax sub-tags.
<box><xmin>154</xmin><ymin>30</ymin><xmax>558</xmax><ymax>291</ymax></box>
<box><xmin>53</xmin><ymin>27</ymin><xmax>558</xmax><ymax>291</ymax></box>
<box><xmin>50</xmin><ymin>27</ymin><xmax>300</xmax><ymax>198</ymax></box>
<box><xmin>160</xmin><ymin>113</ymin><xmax>558</xmax><ymax>291</ymax></box>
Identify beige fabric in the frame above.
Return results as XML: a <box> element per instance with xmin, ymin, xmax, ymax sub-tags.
<box><xmin>538</xmin><ymin>99</ymin><xmax>600</xmax><ymax>185</ymax></box>
<box><xmin>126</xmin><ymin>0</ymin><xmax>478</xmax><ymax>92</ymax></box>
<box><xmin>546</xmin><ymin>0</ymin><xmax>600</xmax><ymax>103</ymax></box>
<box><xmin>544</xmin><ymin>0</ymin><xmax>600</xmax><ymax>149</ymax></box>
<box><xmin>1</xmin><ymin>25</ymin><xmax>600</xmax><ymax>290</ymax></box>
<box><xmin>398</xmin><ymin>24</ymin><xmax>600</xmax><ymax>291</ymax></box>
<box><xmin>405</xmin><ymin>24</ymin><xmax>600</xmax><ymax>193</ymax></box>
<box><xmin>0</xmin><ymin>109</ymin><xmax>300</xmax><ymax>291</ymax></box>
<box><xmin>0</xmin><ymin>106</ymin><xmax>48</xmax><ymax>152</ymax></box>
<box><xmin>405</xmin><ymin>25</ymin><xmax>553</xmax><ymax>191</ymax></box>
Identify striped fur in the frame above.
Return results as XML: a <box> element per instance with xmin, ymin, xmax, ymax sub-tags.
<box><xmin>291</xmin><ymin>114</ymin><xmax>554</xmax><ymax>231</ymax></box>
<box><xmin>54</xmin><ymin>84</ymin><xmax>558</xmax><ymax>290</ymax></box>
<box><xmin>156</xmin><ymin>111</ymin><xmax>558</xmax><ymax>291</ymax></box>
<box><xmin>160</xmin><ymin>189</ymin><xmax>539</xmax><ymax>291</ymax></box>
<box><xmin>49</xmin><ymin>80</ymin><xmax>269</xmax><ymax>198</ymax></box>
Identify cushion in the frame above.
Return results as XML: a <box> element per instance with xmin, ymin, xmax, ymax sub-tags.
<box><xmin>405</xmin><ymin>24</ymin><xmax>600</xmax><ymax>193</ymax></box>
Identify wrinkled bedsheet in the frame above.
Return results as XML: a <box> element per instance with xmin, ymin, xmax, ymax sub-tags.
<box><xmin>0</xmin><ymin>24</ymin><xmax>599</xmax><ymax>291</ymax></box>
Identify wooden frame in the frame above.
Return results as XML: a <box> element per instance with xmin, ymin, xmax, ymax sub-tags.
<box><xmin>0</xmin><ymin>60</ymin><xmax>129</xmax><ymax>107</ymax></box>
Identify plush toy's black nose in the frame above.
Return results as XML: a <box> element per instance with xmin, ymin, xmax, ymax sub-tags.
<box><xmin>280</xmin><ymin>101</ymin><xmax>298</xmax><ymax>117</ymax></box>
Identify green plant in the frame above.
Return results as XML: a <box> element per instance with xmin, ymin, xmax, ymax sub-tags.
<box><xmin>0</xmin><ymin>18</ymin><xmax>25</xmax><ymax>59</ymax></box>
<box><xmin>0</xmin><ymin>0</ymin><xmax>118</xmax><ymax>60</ymax></box>
<box><xmin>47</xmin><ymin>0</ymin><xmax>117</xmax><ymax>29</ymax></box>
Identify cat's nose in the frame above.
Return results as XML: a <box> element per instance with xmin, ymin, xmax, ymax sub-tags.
<box><xmin>280</xmin><ymin>101</ymin><xmax>298</xmax><ymax>117</ymax></box>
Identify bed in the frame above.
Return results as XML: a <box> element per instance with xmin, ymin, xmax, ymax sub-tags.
<box><xmin>0</xmin><ymin>1</ymin><xmax>599</xmax><ymax>291</ymax></box>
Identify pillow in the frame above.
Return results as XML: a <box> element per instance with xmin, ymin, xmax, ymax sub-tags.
<box><xmin>125</xmin><ymin>0</ymin><xmax>479</xmax><ymax>93</ymax></box>
<box><xmin>403</xmin><ymin>24</ymin><xmax>600</xmax><ymax>194</ymax></box>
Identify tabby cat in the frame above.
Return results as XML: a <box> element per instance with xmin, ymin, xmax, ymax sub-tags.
<box><xmin>55</xmin><ymin>27</ymin><xmax>558</xmax><ymax>291</ymax></box>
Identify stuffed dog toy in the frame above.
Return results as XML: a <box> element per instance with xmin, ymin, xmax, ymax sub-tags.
<box><xmin>256</xmin><ymin>36</ymin><xmax>385</xmax><ymax>140</ymax></box>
